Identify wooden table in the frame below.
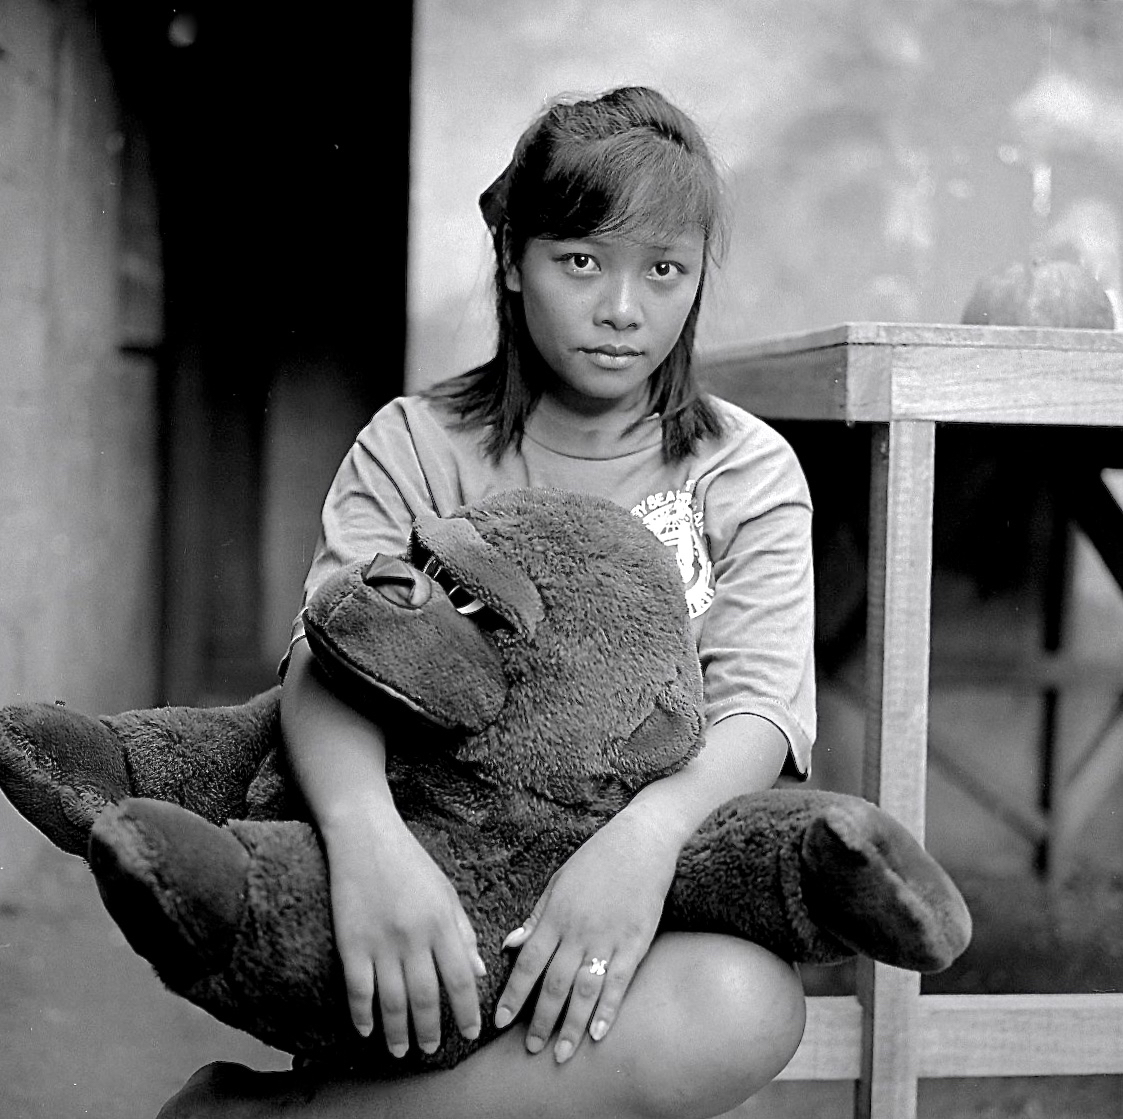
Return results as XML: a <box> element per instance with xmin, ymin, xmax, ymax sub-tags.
<box><xmin>701</xmin><ymin>323</ymin><xmax>1123</xmax><ymax>1119</ymax></box>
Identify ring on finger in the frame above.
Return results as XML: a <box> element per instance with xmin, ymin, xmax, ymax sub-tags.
<box><xmin>587</xmin><ymin>956</ymin><xmax>609</xmax><ymax>976</ymax></box>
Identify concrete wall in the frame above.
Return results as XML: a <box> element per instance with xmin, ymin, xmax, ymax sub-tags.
<box><xmin>0</xmin><ymin>0</ymin><xmax>160</xmax><ymax>714</ymax></box>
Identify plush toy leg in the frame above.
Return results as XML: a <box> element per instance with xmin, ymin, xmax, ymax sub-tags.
<box><xmin>89</xmin><ymin>797</ymin><xmax>490</xmax><ymax>1074</ymax></box>
<box><xmin>89</xmin><ymin>797</ymin><xmax>352</xmax><ymax>1056</ymax></box>
<box><xmin>665</xmin><ymin>789</ymin><xmax>971</xmax><ymax>972</ymax></box>
<box><xmin>90</xmin><ymin>798</ymin><xmax>502</xmax><ymax>1074</ymax></box>
<box><xmin>0</xmin><ymin>688</ymin><xmax>284</xmax><ymax>858</ymax></box>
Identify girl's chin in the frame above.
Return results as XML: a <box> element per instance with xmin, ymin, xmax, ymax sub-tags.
<box><xmin>540</xmin><ymin>380</ymin><xmax>652</xmax><ymax>418</ymax></box>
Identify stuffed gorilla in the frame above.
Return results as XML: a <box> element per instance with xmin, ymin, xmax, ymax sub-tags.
<box><xmin>0</xmin><ymin>488</ymin><xmax>970</xmax><ymax>1076</ymax></box>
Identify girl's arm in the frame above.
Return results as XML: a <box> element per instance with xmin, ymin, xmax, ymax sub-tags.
<box><xmin>280</xmin><ymin>640</ymin><xmax>486</xmax><ymax>1055</ymax></box>
<box><xmin>624</xmin><ymin>711</ymin><xmax>787</xmax><ymax>844</ymax></box>
<box><xmin>494</xmin><ymin>712</ymin><xmax>787</xmax><ymax>1063</ymax></box>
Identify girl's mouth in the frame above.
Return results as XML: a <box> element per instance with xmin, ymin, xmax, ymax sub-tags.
<box><xmin>581</xmin><ymin>346</ymin><xmax>643</xmax><ymax>369</ymax></box>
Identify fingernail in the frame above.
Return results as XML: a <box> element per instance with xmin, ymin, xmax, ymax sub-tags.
<box><xmin>356</xmin><ymin>1021</ymin><xmax>373</xmax><ymax>1038</ymax></box>
<box><xmin>526</xmin><ymin>1035</ymin><xmax>545</xmax><ymax>1055</ymax></box>
<box><xmin>590</xmin><ymin>1019</ymin><xmax>608</xmax><ymax>1041</ymax></box>
<box><xmin>494</xmin><ymin>1006</ymin><xmax>512</xmax><ymax>1029</ymax></box>
<box><xmin>473</xmin><ymin>953</ymin><xmax>488</xmax><ymax>977</ymax></box>
<box><xmin>501</xmin><ymin>926</ymin><xmax>526</xmax><ymax>951</ymax></box>
<box><xmin>389</xmin><ymin>1042</ymin><xmax>408</xmax><ymax>1058</ymax></box>
<box><xmin>420</xmin><ymin>1039</ymin><xmax>440</xmax><ymax>1055</ymax></box>
<box><xmin>555</xmin><ymin>1039</ymin><xmax>574</xmax><ymax>1064</ymax></box>
<box><xmin>463</xmin><ymin>1023</ymin><xmax>481</xmax><ymax>1041</ymax></box>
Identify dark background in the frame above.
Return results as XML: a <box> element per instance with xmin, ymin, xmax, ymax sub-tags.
<box><xmin>99</xmin><ymin>2</ymin><xmax>413</xmax><ymax>702</ymax></box>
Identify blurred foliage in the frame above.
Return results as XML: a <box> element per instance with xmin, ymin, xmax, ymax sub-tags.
<box><xmin>702</xmin><ymin>0</ymin><xmax>1123</xmax><ymax>343</ymax></box>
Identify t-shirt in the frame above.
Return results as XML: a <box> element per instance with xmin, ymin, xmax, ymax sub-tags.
<box><xmin>286</xmin><ymin>392</ymin><xmax>815</xmax><ymax>776</ymax></box>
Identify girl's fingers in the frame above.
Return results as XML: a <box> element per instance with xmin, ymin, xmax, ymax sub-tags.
<box><xmin>501</xmin><ymin>874</ymin><xmax>554</xmax><ymax>953</ymax></box>
<box><xmin>373</xmin><ymin>955</ymin><xmax>410</xmax><ymax>1057</ymax></box>
<box><xmin>523</xmin><ymin>943</ymin><xmax>586</xmax><ymax>1055</ymax></box>
<box><xmin>583</xmin><ymin>948</ymin><xmax>639</xmax><ymax>1046</ymax></box>
<box><xmin>434</xmin><ymin>933</ymin><xmax>483</xmax><ymax>1041</ymax></box>
<box><xmin>494</xmin><ymin>925</ymin><xmax>559</xmax><ymax>1030</ymax></box>
<box><xmin>550</xmin><ymin>949</ymin><xmax>616</xmax><ymax>1063</ymax></box>
<box><xmin>340</xmin><ymin>950</ymin><xmax>376</xmax><ymax>1037</ymax></box>
<box><xmin>404</xmin><ymin>954</ymin><xmax>444</xmax><ymax>1055</ymax></box>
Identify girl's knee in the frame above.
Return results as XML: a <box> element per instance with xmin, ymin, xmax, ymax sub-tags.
<box><xmin>629</xmin><ymin>935</ymin><xmax>806</xmax><ymax>1119</ymax></box>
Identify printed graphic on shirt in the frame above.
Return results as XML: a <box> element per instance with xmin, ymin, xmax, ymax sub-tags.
<box><xmin>630</xmin><ymin>483</ymin><xmax>714</xmax><ymax>619</ymax></box>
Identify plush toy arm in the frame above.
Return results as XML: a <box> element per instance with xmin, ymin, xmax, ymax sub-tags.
<box><xmin>662</xmin><ymin>789</ymin><xmax>971</xmax><ymax>972</ymax></box>
<box><xmin>0</xmin><ymin>701</ymin><xmax>132</xmax><ymax>856</ymax></box>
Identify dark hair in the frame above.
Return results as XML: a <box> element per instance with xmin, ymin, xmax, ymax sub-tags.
<box><xmin>430</xmin><ymin>85</ymin><xmax>727</xmax><ymax>462</ymax></box>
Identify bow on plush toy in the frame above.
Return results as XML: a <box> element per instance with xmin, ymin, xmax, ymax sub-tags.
<box><xmin>0</xmin><ymin>488</ymin><xmax>971</xmax><ymax>1076</ymax></box>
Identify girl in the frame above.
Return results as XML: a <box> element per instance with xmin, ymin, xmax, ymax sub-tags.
<box><xmin>162</xmin><ymin>84</ymin><xmax>815</xmax><ymax>1119</ymax></box>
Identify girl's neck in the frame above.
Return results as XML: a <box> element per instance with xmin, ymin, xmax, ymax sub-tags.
<box><xmin>525</xmin><ymin>390</ymin><xmax>660</xmax><ymax>459</ymax></box>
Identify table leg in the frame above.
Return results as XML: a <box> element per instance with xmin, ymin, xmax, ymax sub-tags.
<box><xmin>854</xmin><ymin>420</ymin><xmax>936</xmax><ymax>1119</ymax></box>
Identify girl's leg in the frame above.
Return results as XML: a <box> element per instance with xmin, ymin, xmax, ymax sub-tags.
<box><xmin>159</xmin><ymin>932</ymin><xmax>806</xmax><ymax>1119</ymax></box>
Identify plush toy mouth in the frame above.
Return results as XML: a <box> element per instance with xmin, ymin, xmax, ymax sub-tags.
<box><xmin>410</xmin><ymin>512</ymin><xmax>545</xmax><ymax>638</ymax></box>
<box><xmin>413</xmin><ymin>549</ymin><xmax>513</xmax><ymax>634</ymax></box>
<box><xmin>421</xmin><ymin>556</ymin><xmax>488</xmax><ymax>617</ymax></box>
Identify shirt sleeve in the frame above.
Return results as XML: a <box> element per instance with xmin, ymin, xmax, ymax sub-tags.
<box><xmin>278</xmin><ymin>399</ymin><xmax>439</xmax><ymax>677</ymax></box>
<box><xmin>696</xmin><ymin>420</ymin><xmax>816</xmax><ymax>777</ymax></box>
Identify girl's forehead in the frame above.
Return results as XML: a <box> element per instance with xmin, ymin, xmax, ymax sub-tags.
<box><xmin>552</xmin><ymin>226</ymin><xmax>706</xmax><ymax>252</ymax></box>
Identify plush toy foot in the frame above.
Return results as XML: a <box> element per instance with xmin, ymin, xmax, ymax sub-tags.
<box><xmin>800</xmin><ymin>795</ymin><xmax>973</xmax><ymax>972</ymax></box>
<box><xmin>90</xmin><ymin>798</ymin><xmax>498</xmax><ymax>1073</ymax></box>
<box><xmin>667</xmin><ymin>790</ymin><xmax>971</xmax><ymax>972</ymax></box>
<box><xmin>0</xmin><ymin>702</ymin><xmax>131</xmax><ymax>856</ymax></box>
<box><xmin>0</xmin><ymin>689</ymin><xmax>285</xmax><ymax>859</ymax></box>
<box><xmin>89</xmin><ymin>797</ymin><xmax>349</xmax><ymax>1056</ymax></box>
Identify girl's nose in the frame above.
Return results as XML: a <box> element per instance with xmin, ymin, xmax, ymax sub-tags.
<box><xmin>596</xmin><ymin>276</ymin><xmax>642</xmax><ymax>330</ymax></box>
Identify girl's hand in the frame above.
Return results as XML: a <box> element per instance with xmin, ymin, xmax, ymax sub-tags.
<box><xmin>324</xmin><ymin>813</ymin><xmax>486</xmax><ymax>1057</ymax></box>
<box><xmin>493</xmin><ymin>811</ymin><xmax>679</xmax><ymax>1063</ymax></box>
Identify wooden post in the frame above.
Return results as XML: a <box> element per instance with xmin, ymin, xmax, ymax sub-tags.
<box><xmin>856</xmin><ymin>420</ymin><xmax>937</xmax><ymax>1119</ymax></box>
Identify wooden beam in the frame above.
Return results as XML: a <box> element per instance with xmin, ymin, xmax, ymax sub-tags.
<box><xmin>863</xmin><ymin>422</ymin><xmax>936</xmax><ymax>834</ymax></box>
<box><xmin>777</xmin><ymin>996</ymin><xmax>863</xmax><ymax>1080</ymax></box>
<box><xmin>917</xmin><ymin>994</ymin><xmax>1123</xmax><ymax>1077</ymax></box>
<box><xmin>1060</xmin><ymin>465</ymin><xmax>1123</xmax><ymax>594</ymax></box>
<box><xmin>885</xmin><ymin>345</ymin><xmax>1123</xmax><ymax>426</ymax></box>
<box><xmin>777</xmin><ymin>994</ymin><xmax>1123</xmax><ymax>1081</ymax></box>
<box><xmin>855</xmin><ymin>421</ymin><xmax>937</xmax><ymax>1119</ymax></box>
<box><xmin>701</xmin><ymin>343</ymin><xmax>855</xmax><ymax>421</ymax></box>
<box><xmin>928</xmin><ymin>653</ymin><xmax>1123</xmax><ymax>690</ymax></box>
<box><xmin>699</xmin><ymin>322</ymin><xmax>1123</xmax><ymax>427</ymax></box>
<box><xmin>928</xmin><ymin>737</ymin><xmax>1048</xmax><ymax>846</ymax></box>
<box><xmin>1057</xmin><ymin>702</ymin><xmax>1123</xmax><ymax>849</ymax></box>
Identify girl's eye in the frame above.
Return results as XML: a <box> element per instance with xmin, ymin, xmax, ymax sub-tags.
<box><xmin>559</xmin><ymin>253</ymin><xmax>598</xmax><ymax>273</ymax></box>
<box><xmin>650</xmin><ymin>261</ymin><xmax>683</xmax><ymax>279</ymax></box>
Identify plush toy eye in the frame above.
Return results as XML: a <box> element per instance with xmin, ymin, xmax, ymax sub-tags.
<box><xmin>421</xmin><ymin>556</ymin><xmax>488</xmax><ymax>617</ymax></box>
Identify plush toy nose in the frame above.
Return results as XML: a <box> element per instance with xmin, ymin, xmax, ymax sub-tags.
<box><xmin>362</xmin><ymin>555</ymin><xmax>433</xmax><ymax>609</ymax></box>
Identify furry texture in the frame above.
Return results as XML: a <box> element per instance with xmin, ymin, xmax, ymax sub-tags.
<box><xmin>0</xmin><ymin>488</ymin><xmax>971</xmax><ymax>1076</ymax></box>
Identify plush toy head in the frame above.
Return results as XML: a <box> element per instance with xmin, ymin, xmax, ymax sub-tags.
<box><xmin>302</xmin><ymin>488</ymin><xmax>704</xmax><ymax>816</ymax></box>
<box><xmin>0</xmin><ymin>487</ymin><xmax>971</xmax><ymax>1076</ymax></box>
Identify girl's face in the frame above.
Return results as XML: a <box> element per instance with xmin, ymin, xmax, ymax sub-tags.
<box><xmin>507</xmin><ymin>229</ymin><xmax>705</xmax><ymax>416</ymax></box>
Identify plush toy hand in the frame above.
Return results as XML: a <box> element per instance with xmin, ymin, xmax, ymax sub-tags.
<box><xmin>493</xmin><ymin>812</ymin><xmax>678</xmax><ymax>1064</ymax></box>
<box><xmin>325</xmin><ymin>813</ymin><xmax>486</xmax><ymax>1057</ymax></box>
